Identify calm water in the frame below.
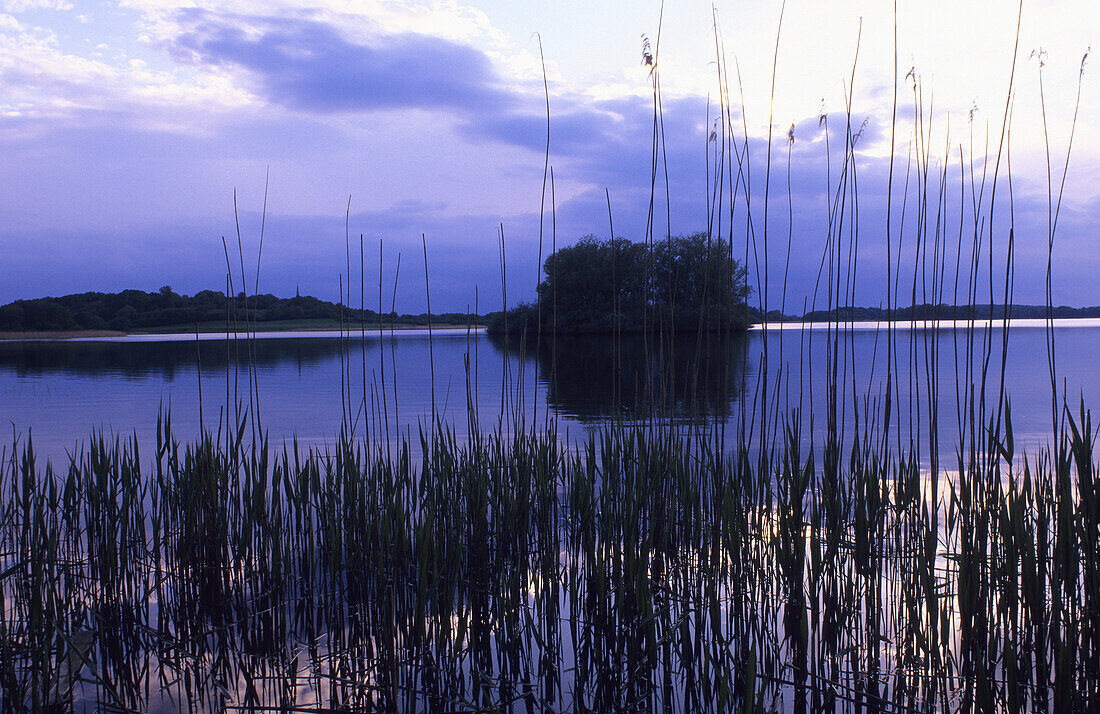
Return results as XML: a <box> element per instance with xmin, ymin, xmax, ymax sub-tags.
<box><xmin>2</xmin><ymin>320</ymin><xmax>1099</xmax><ymax>465</ymax></box>
<box><xmin>2</xmin><ymin>321</ymin><xmax>1098</xmax><ymax>713</ymax></box>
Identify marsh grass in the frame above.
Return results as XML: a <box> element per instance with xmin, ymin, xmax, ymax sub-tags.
<box><xmin>0</xmin><ymin>397</ymin><xmax>1097</xmax><ymax>712</ymax></box>
<box><xmin>1</xmin><ymin>5</ymin><xmax>1097</xmax><ymax>713</ymax></box>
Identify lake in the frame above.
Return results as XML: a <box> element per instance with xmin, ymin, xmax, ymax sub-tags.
<box><xmin>3</xmin><ymin>319</ymin><xmax>1098</xmax><ymax>466</ymax></box>
<box><xmin>2</xmin><ymin>319</ymin><xmax>1097</xmax><ymax>713</ymax></box>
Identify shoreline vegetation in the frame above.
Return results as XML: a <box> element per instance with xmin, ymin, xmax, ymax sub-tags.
<box><xmin>488</xmin><ymin>233</ymin><xmax>752</xmax><ymax>336</ymax></box>
<box><xmin>3</xmin><ymin>281</ymin><xmax>1098</xmax><ymax>342</ymax></box>
<box><xmin>2</xmin><ymin>407</ymin><xmax>1097</xmax><ymax>712</ymax></box>
<box><xmin>0</xmin><ymin>286</ymin><xmax>477</xmax><ymax>341</ymax></box>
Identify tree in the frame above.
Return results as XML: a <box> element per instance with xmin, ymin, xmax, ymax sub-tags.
<box><xmin>110</xmin><ymin>305</ymin><xmax>138</xmax><ymax>331</ymax></box>
<box><xmin>487</xmin><ymin>233</ymin><xmax>750</xmax><ymax>335</ymax></box>
<box><xmin>536</xmin><ymin>236</ymin><xmax>647</xmax><ymax>333</ymax></box>
<box><xmin>649</xmin><ymin>232</ymin><xmax>750</xmax><ymax>332</ymax></box>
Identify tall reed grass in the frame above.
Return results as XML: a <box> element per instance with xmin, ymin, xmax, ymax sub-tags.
<box><xmin>1</xmin><ymin>402</ymin><xmax>1096</xmax><ymax>711</ymax></box>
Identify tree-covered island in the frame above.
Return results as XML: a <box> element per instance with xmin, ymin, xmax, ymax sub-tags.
<box><xmin>487</xmin><ymin>232</ymin><xmax>752</xmax><ymax>336</ymax></box>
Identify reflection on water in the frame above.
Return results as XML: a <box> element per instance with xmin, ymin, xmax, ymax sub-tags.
<box><xmin>1</xmin><ymin>325</ymin><xmax>1099</xmax><ymax>711</ymax></box>
<box><xmin>0</xmin><ymin>336</ymin><xmax>345</xmax><ymax>379</ymax></box>
<box><xmin>490</xmin><ymin>332</ymin><xmax>748</xmax><ymax>422</ymax></box>
<box><xmin>0</xmin><ymin>331</ymin><xmax>486</xmax><ymax>463</ymax></box>
<box><xmin>4</xmin><ymin>323</ymin><xmax>1100</xmax><ymax>465</ymax></box>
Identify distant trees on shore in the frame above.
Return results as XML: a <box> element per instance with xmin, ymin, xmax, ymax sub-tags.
<box><xmin>0</xmin><ymin>288</ymin><xmax>470</xmax><ymax>333</ymax></box>
<box><xmin>487</xmin><ymin>233</ymin><xmax>751</xmax><ymax>336</ymax></box>
<box><xmin>0</xmin><ymin>288</ymin><xmax>368</xmax><ymax>332</ymax></box>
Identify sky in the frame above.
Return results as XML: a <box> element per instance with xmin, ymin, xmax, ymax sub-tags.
<box><xmin>0</xmin><ymin>0</ymin><xmax>1096</xmax><ymax>314</ymax></box>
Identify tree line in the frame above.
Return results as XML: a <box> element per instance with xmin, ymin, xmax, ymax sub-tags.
<box><xmin>799</xmin><ymin>303</ymin><xmax>1100</xmax><ymax>322</ymax></box>
<box><xmin>0</xmin><ymin>287</ymin><xmax>471</xmax><ymax>333</ymax></box>
<box><xmin>487</xmin><ymin>232</ymin><xmax>752</xmax><ymax>335</ymax></box>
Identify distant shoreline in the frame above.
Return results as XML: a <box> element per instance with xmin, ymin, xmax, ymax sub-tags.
<box><xmin>4</xmin><ymin>315</ymin><xmax>1099</xmax><ymax>342</ymax></box>
<box><xmin>751</xmin><ymin>316</ymin><xmax>1100</xmax><ymax>331</ymax></box>
<box><xmin>0</xmin><ymin>329</ymin><xmax>127</xmax><ymax>341</ymax></box>
<box><xmin>7</xmin><ymin>289</ymin><xmax>1097</xmax><ymax>340</ymax></box>
<box><xmin>0</xmin><ymin>322</ymin><xmax>483</xmax><ymax>342</ymax></box>
<box><xmin>0</xmin><ymin>289</ymin><xmax>478</xmax><ymax>338</ymax></box>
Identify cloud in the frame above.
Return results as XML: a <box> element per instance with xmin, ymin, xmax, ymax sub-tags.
<box><xmin>2</xmin><ymin>0</ymin><xmax>72</xmax><ymax>11</ymax></box>
<box><xmin>0</xmin><ymin>9</ymin><xmax>251</xmax><ymax>122</ymax></box>
<box><xmin>171</xmin><ymin>10</ymin><xmax>516</xmax><ymax>115</ymax></box>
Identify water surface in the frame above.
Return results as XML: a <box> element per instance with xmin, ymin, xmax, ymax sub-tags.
<box><xmin>2</xmin><ymin>320</ymin><xmax>1098</xmax><ymax>464</ymax></box>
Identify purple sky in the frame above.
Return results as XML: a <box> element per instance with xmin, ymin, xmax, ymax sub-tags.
<box><xmin>0</xmin><ymin>0</ymin><xmax>1096</xmax><ymax>313</ymax></box>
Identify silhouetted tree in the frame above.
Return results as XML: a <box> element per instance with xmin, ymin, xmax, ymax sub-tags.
<box><xmin>488</xmin><ymin>233</ymin><xmax>750</xmax><ymax>335</ymax></box>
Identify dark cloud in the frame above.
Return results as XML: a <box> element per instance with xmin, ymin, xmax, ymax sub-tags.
<box><xmin>466</xmin><ymin>108</ymin><xmax>616</xmax><ymax>155</ymax></box>
<box><xmin>461</xmin><ymin>93</ymin><xmax>696</xmax><ymax>163</ymax></box>
<box><xmin>172</xmin><ymin>10</ymin><xmax>514</xmax><ymax>114</ymax></box>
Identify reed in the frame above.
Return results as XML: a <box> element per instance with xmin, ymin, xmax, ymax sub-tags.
<box><xmin>0</xmin><ymin>385</ymin><xmax>1096</xmax><ymax>712</ymax></box>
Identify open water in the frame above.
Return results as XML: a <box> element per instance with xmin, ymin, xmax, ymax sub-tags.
<box><xmin>3</xmin><ymin>319</ymin><xmax>1099</xmax><ymax>465</ymax></box>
